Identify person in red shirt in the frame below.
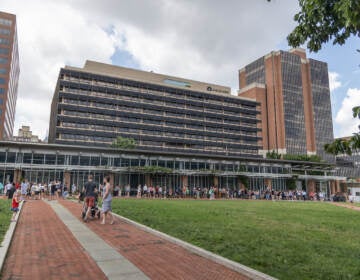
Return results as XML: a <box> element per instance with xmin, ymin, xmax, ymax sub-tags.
<box><xmin>15</xmin><ymin>182</ymin><xmax>20</xmax><ymax>190</ymax></box>
<box><xmin>11</xmin><ymin>190</ymin><xmax>20</xmax><ymax>222</ymax></box>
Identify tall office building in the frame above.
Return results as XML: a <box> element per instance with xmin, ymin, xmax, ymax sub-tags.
<box><xmin>0</xmin><ymin>11</ymin><xmax>19</xmax><ymax>140</ymax></box>
<box><xmin>238</xmin><ymin>48</ymin><xmax>334</xmax><ymax>162</ymax></box>
<box><xmin>49</xmin><ymin>60</ymin><xmax>260</xmax><ymax>157</ymax></box>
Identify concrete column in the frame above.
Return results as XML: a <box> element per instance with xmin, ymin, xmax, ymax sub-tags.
<box><xmin>307</xmin><ymin>179</ymin><xmax>316</xmax><ymax>193</ymax></box>
<box><xmin>145</xmin><ymin>174</ymin><xmax>151</xmax><ymax>186</ymax></box>
<box><xmin>181</xmin><ymin>175</ymin><xmax>188</xmax><ymax>188</ymax></box>
<box><xmin>108</xmin><ymin>173</ymin><xmax>115</xmax><ymax>187</ymax></box>
<box><xmin>330</xmin><ymin>181</ymin><xmax>336</xmax><ymax>194</ymax></box>
<box><xmin>14</xmin><ymin>169</ymin><xmax>22</xmax><ymax>183</ymax></box>
<box><xmin>335</xmin><ymin>180</ymin><xmax>341</xmax><ymax>193</ymax></box>
<box><xmin>213</xmin><ymin>176</ymin><xmax>218</xmax><ymax>187</ymax></box>
<box><xmin>264</xmin><ymin>178</ymin><xmax>272</xmax><ymax>189</ymax></box>
<box><xmin>64</xmin><ymin>171</ymin><xmax>71</xmax><ymax>189</ymax></box>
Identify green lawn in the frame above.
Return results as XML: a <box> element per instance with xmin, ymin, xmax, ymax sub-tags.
<box><xmin>0</xmin><ymin>199</ymin><xmax>12</xmax><ymax>244</ymax></box>
<box><xmin>112</xmin><ymin>199</ymin><xmax>360</xmax><ymax>280</ymax></box>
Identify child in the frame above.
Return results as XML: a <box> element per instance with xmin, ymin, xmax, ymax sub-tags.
<box><xmin>11</xmin><ymin>190</ymin><xmax>21</xmax><ymax>222</ymax></box>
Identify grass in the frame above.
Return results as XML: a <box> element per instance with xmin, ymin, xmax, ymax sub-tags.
<box><xmin>0</xmin><ymin>198</ymin><xmax>12</xmax><ymax>244</ymax></box>
<box><xmin>112</xmin><ymin>199</ymin><xmax>360</xmax><ymax>280</ymax></box>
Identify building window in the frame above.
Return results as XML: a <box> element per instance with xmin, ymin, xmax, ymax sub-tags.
<box><xmin>0</xmin><ymin>38</ymin><xmax>10</xmax><ymax>45</ymax></box>
<box><xmin>0</xmin><ymin>57</ymin><xmax>8</xmax><ymax>64</ymax></box>
<box><xmin>164</xmin><ymin>79</ymin><xmax>191</xmax><ymax>88</ymax></box>
<box><xmin>0</xmin><ymin>78</ymin><xmax>5</xmax><ymax>84</ymax></box>
<box><xmin>0</xmin><ymin>108</ymin><xmax>2</xmax><ymax>115</ymax></box>
<box><xmin>0</xmin><ymin>18</ymin><xmax>12</xmax><ymax>26</ymax></box>
<box><xmin>0</xmin><ymin>28</ymin><xmax>10</xmax><ymax>35</ymax></box>
<box><xmin>0</xmin><ymin>68</ymin><xmax>6</xmax><ymax>74</ymax></box>
<box><xmin>0</xmin><ymin>47</ymin><xmax>9</xmax><ymax>55</ymax></box>
<box><xmin>0</xmin><ymin>87</ymin><xmax>4</xmax><ymax>94</ymax></box>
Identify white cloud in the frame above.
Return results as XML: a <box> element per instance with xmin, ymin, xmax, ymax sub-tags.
<box><xmin>335</xmin><ymin>88</ymin><xmax>360</xmax><ymax>137</ymax></box>
<box><xmin>329</xmin><ymin>72</ymin><xmax>341</xmax><ymax>91</ymax></box>
<box><xmin>1</xmin><ymin>0</ymin><xmax>117</xmax><ymax>139</ymax></box>
<box><xmin>0</xmin><ymin>0</ymin><xmax>301</xmax><ymax>139</ymax></box>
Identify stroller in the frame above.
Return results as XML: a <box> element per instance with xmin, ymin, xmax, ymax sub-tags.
<box><xmin>80</xmin><ymin>192</ymin><xmax>101</xmax><ymax>220</ymax></box>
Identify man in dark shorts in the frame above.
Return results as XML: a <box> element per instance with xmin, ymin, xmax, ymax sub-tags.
<box><xmin>83</xmin><ymin>174</ymin><xmax>97</xmax><ymax>222</ymax></box>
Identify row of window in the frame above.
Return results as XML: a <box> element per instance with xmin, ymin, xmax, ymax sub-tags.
<box><xmin>0</xmin><ymin>28</ymin><xmax>10</xmax><ymax>35</ymax></box>
<box><xmin>0</xmin><ymin>151</ymin><xmax>285</xmax><ymax>172</ymax></box>
<box><xmin>60</xmin><ymin>120</ymin><xmax>251</xmax><ymax>136</ymax></box>
<box><xmin>0</xmin><ymin>47</ymin><xmax>9</xmax><ymax>55</ymax></box>
<box><xmin>61</xmin><ymin>76</ymin><xmax>255</xmax><ymax>110</ymax></box>
<box><xmin>61</xmin><ymin>108</ymin><xmax>256</xmax><ymax>129</ymax></box>
<box><xmin>0</xmin><ymin>57</ymin><xmax>7</xmax><ymax>64</ymax></box>
<box><xmin>60</xmin><ymin>90</ymin><xmax>254</xmax><ymax>119</ymax></box>
<box><xmin>0</xmin><ymin>18</ymin><xmax>12</xmax><ymax>26</ymax></box>
<box><xmin>59</xmin><ymin>124</ymin><xmax>254</xmax><ymax>145</ymax></box>
<box><xmin>0</xmin><ymin>38</ymin><xmax>10</xmax><ymax>45</ymax></box>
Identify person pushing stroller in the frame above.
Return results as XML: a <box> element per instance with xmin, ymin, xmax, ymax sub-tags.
<box><xmin>83</xmin><ymin>174</ymin><xmax>97</xmax><ymax>222</ymax></box>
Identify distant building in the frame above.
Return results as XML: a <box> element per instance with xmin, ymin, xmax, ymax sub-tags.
<box><xmin>335</xmin><ymin>136</ymin><xmax>360</xmax><ymax>179</ymax></box>
<box><xmin>238</xmin><ymin>48</ymin><xmax>334</xmax><ymax>162</ymax></box>
<box><xmin>48</xmin><ymin>60</ymin><xmax>261</xmax><ymax>157</ymax></box>
<box><xmin>0</xmin><ymin>11</ymin><xmax>20</xmax><ymax>140</ymax></box>
<box><xmin>12</xmin><ymin>125</ymin><xmax>41</xmax><ymax>143</ymax></box>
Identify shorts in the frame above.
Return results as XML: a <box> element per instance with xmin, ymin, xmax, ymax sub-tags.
<box><xmin>85</xmin><ymin>196</ymin><xmax>95</xmax><ymax>208</ymax></box>
<box><xmin>11</xmin><ymin>207</ymin><xmax>19</xmax><ymax>212</ymax></box>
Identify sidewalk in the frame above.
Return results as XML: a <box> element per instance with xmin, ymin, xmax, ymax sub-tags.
<box><xmin>60</xmin><ymin>200</ymin><xmax>249</xmax><ymax>280</ymax></box>
<box><xmin>2</xmin><ymin>199</ymin><xmax>252</xmax><ymax>280</ymax></box>
<box><xmin>1</xmin><ymin>200</ymin><xmax>107</xmax><ymax>280</ymax></box>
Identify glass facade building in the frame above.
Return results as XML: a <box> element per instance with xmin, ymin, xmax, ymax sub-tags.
<box><xmin>0</xmin><ymin>141</ymin><xmax>338</xmax><ymax>194</ymax></box>
<box><xmin>0</xmin><ymin>11</ymin><xmax>20</xmax><ymax>140</ymax></box>
<box><xmin>309</xmin><ymin>59</ymin><xmax>335</xmax><ymax>162</ymax></box>
<box><xmin>239</xmin><ymin>49</ymin><xmax>334</xmax><ymax>163</ymax></box>
<box><xmin>49</xmin><ymin>61</ymin><xmax>261</xmax><ymax>157</ymax></box>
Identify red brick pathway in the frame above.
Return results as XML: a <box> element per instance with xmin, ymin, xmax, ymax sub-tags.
<box><xmin>60</xmin><ymin>200</ymin><xmax>248</xmax><ymax>280</ymax></box>
<box><xmin>1</xmin><ymin>200</ymin><xmax>107</xmax><ymax>280</ymax></box>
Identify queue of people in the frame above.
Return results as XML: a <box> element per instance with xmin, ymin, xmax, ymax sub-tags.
<box><xmin>2</xmin><ymin>180</ymin><xmax>71</xmax><ymax>201</ymax></box>
<box><xmin>119</xmin><ymin>184</ymin><xmax>329</xmax><ymax>201</ymax></box>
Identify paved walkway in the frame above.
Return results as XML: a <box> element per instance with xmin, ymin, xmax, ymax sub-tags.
<box><xmin>2</xmin><ymin>199</ymin><xmax>250</xmax><ymax>280</ymax></box>
<box><xmin>1</xmin><ymin>200</ymin><xmax>107</xmax><ymax>280</ymax></box>
<box><xmin>59</xmin><ymin>200</ymin><xmax>248</xmax><ymax>280</ymax></box>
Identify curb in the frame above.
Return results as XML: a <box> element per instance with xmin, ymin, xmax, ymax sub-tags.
<box><xmin>112</xmin><ymin>212</ymin><xmax>277</xmax><ymax>280</ymax></box>
<box><xmin>0</xmin><ymin>200</ymin><xmax>24</xmax><ymax>273</ymax></box>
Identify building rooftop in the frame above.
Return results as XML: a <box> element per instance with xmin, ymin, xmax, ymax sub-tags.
<box><xmin>65</xmin><ymin>60</ymin><xmax>232</xmax><ymax>95</ymax></box>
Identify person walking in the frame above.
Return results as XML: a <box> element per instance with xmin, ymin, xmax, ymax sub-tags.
<box><xmin>83</xmin><ymin>175</ymin><xmax>97</xmax><ymax>222</ymax></box>
<box><xmin>101</xmin><ymin>175</ymin><xmax>114</xmax><ymax>225</ymax></box>
<box><xmin>11</xmin><ymin>190</ymin><xmax>21</xmax><ymax>221</ymax></box>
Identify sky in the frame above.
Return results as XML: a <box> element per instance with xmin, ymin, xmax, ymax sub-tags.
<box><xmin>0</xmin><ymin>0</ymin><xmax>359</xmax><ymax>140</ymax></box>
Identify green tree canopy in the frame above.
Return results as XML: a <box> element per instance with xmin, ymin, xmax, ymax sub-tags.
<box><xmin>110</xmin><ymin>136</ymin><xmax>136</xmax><ymax>149</ymax></box>
<box><xmin>287</xmin><ymin>0</ymin><xmax>360</xmax><ymax>52</ymax></box>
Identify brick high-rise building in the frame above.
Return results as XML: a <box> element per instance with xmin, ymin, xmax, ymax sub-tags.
<box><xmin>238</xmin><ymin>48</ymin><xmax>334</xmax><ymax>162</ymax></box>
<box><xmin>0</xmin><ymin>11</ymin><xmax>20</xmax><ymax>140</ymax></box>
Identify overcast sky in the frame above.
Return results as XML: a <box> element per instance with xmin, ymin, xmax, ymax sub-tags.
<box><xmin>0</xmin><ymin>0</ymin><xmax>359</xmax><ymax>139</ymax></box>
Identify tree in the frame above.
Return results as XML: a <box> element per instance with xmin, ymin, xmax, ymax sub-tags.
<box><xmin>266</xmin><ymin>150</ymin><xmax>281</xmax><ymax>159</ymax></box>
<box><xmin>324</xmin><ymin>107</ymin><xmax>360</xmax><ymax>155</ymax></box>
<box><xmin>286</xmin><ymin>0</ymin><xmax>360</xmax><ymax>52</ymax></box>
<box><xmin>110</xmin><ymin>136</ymin><xmax>136</xmax><ymax>149</ymax></box>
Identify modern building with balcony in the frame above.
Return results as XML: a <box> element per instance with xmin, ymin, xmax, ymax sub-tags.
<box><xmin>48</xmin><ymin>60</ymin><xmax>261</xmax><ymax>157</ymax></box>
